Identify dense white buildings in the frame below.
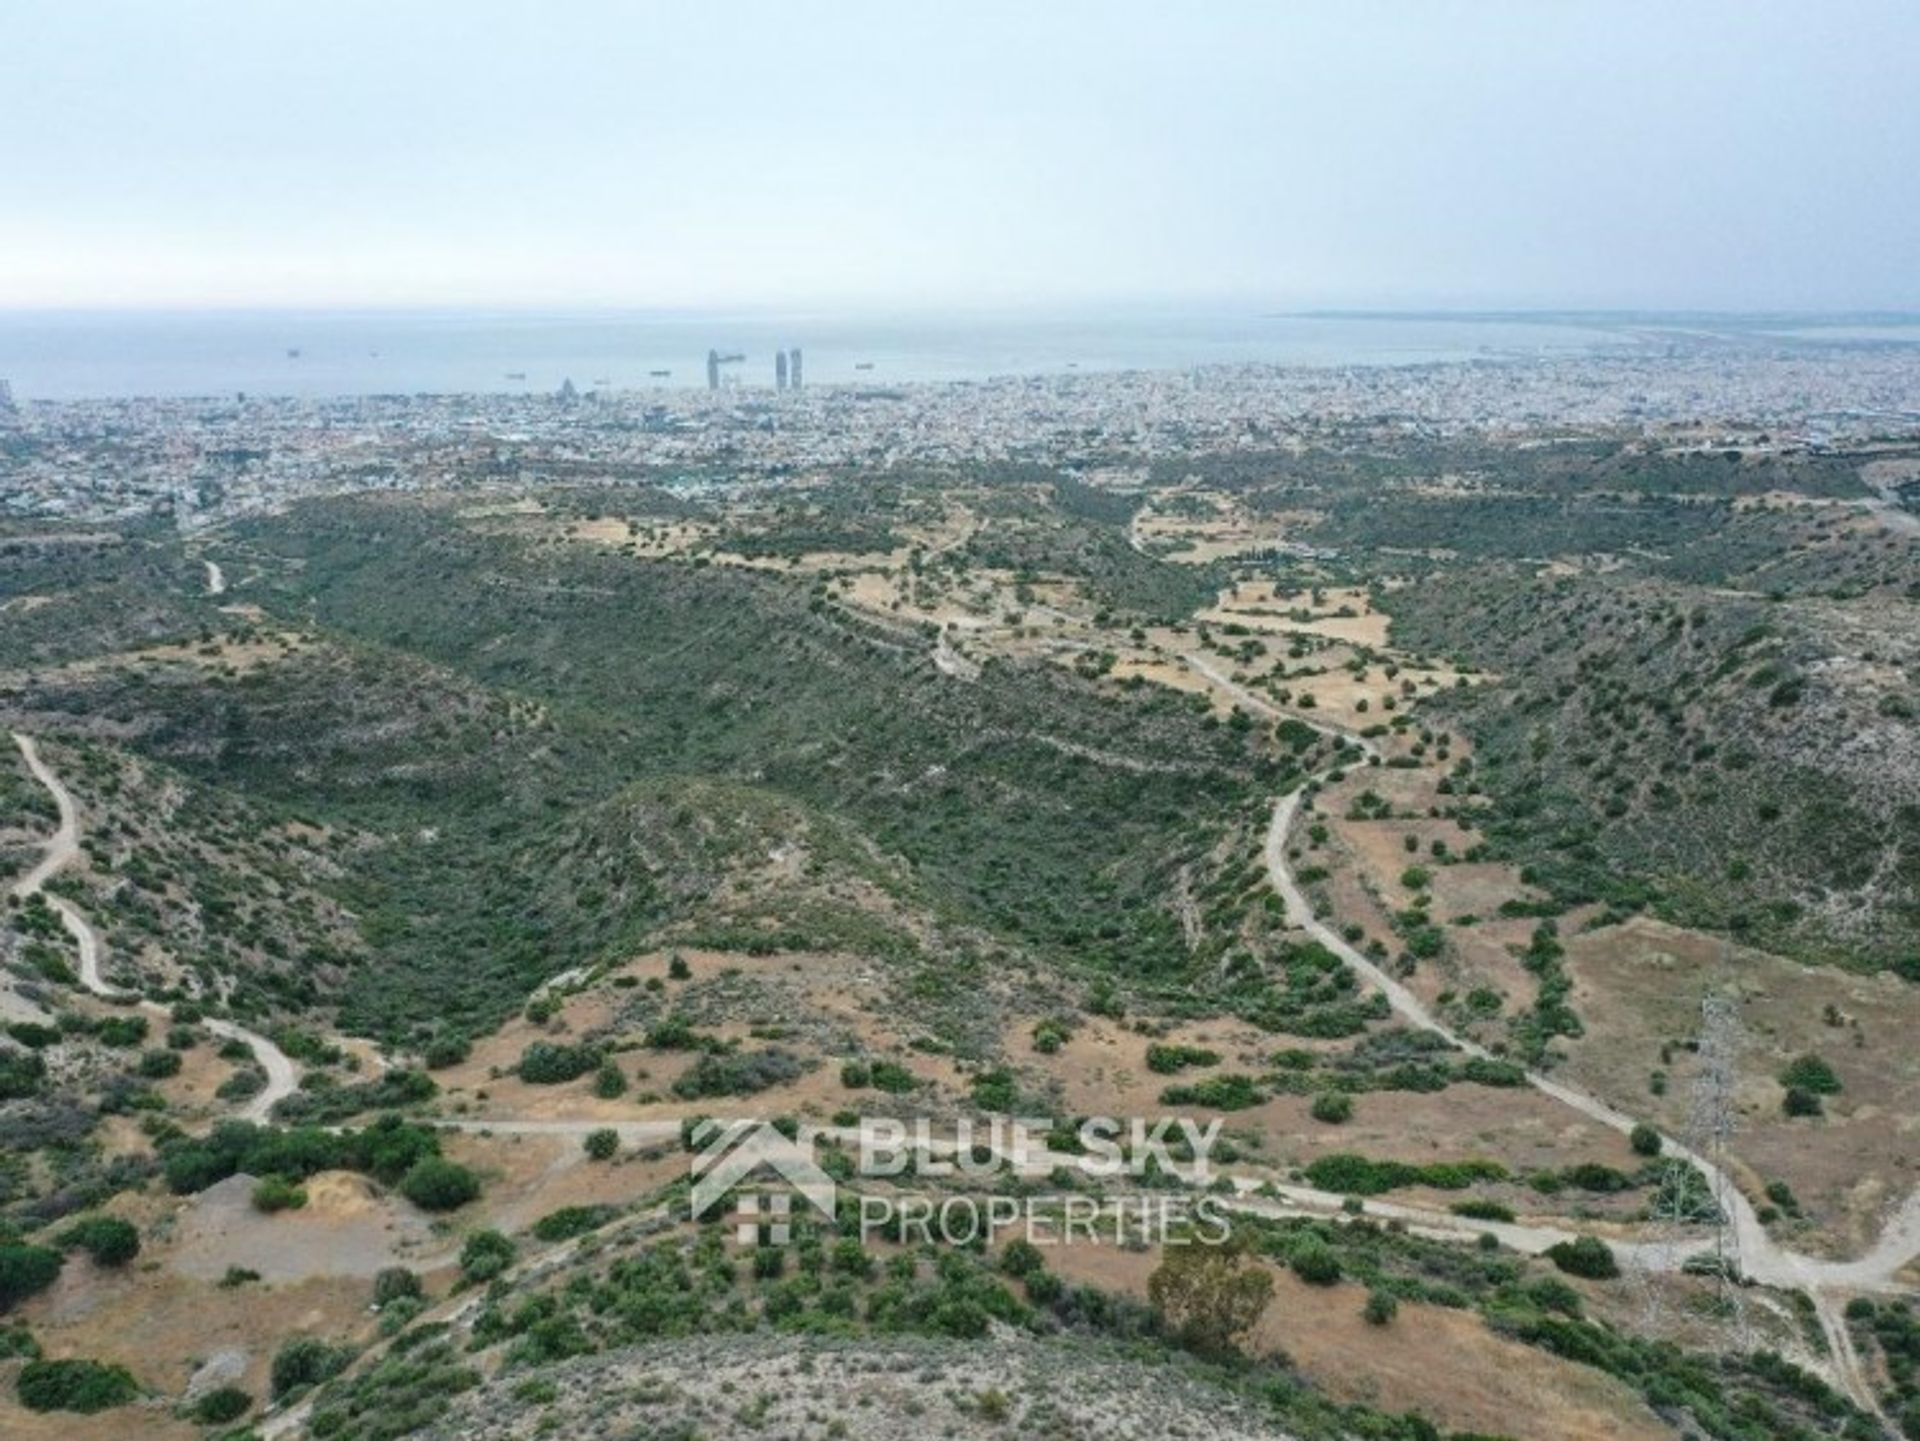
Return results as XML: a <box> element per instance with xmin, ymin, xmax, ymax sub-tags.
<box><xmin>3</xmin><ymin>343</ymin><xmax>1918</xmax><ymax>523</ymax></box>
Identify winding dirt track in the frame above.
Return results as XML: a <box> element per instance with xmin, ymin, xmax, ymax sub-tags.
<box><xmin>1183</xmin><ymin>652</ymin><xmax>1910</xmax><ymax>1423</ymax></box>
<box><xmin>10</xmin><ymin>731</ymin><xmax>299</xmax><ymax>1123</ymax></box>
<box><xmin>8</xmin><ymin>638</ymin><xmax>1910</xmax><ymax>1423</ymax></box>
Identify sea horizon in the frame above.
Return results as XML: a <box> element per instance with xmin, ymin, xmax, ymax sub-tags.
<box><xmin>2</xmin><ymin>304</ymin><xmax>1916</xmax><ymax>403</ymax></box>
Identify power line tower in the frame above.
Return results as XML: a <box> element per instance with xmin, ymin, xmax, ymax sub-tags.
<box><xmin>1635</xmin><ymin>983</ymin><xmax>1748</xmax><ymax>1346</ymax></box>
<box><xmin>1690</xmin><ymin>985</ymin><xmax>1752</xmax><ymax>1354</ymax></box>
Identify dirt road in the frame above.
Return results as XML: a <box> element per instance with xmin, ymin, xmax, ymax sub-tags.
<box><xmin>1181</xmin><ymin>654</ymin><xmax>1916</xmax><ymax>1420</ymax></box>
<box><xmin>10</xmin><ymin>730</ymin><xmax>300</xmax><ymax>1122</ymax></box>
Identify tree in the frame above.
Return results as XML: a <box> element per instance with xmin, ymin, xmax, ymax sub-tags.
<box><xmin>583</xmin><ymin>1127</ymin><xmax>619</xmax><ymax>1162</ymax></box>
<box><xmin>592</xmin><ymin>1061</ymin><xmax>627</xmax><ymax>1099</ymax></box>
<box><xmin>399</xmin><ymin>1158</ymin><xmax>480</xmax><ymax>1212</ymax></box>
<box><xmin>1147</xmin><ymin>1231</ymin><xmax>1274</xmax><ymax>1361</ymax></box>
<box><xmin>1363</xmin><ymin>1287</ymin><xmax>1399</xmax><ymax>1326</ymax></box>
<box><xmin>1628</xmin><ymin>1123</ymin><xmax>1662</xmax><ymax>1157</ymax></box>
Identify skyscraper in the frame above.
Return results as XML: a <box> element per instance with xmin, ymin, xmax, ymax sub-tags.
<box><xmin>706</xmin><ymin>349</ymin><xmax>720</xmax><ymax>391</ymax></box>
<box><xmin>788</xmin><ymin>348</ymin><xmax>803</xmax><ymax>389</ymax></box>
<box><xmin>0</xmin><ymin>379</ymin><xmax>13</xmax><ymax>414</ymax></box>
<box><xmin>775</xmin><ymin>350</ymin><xmax>788</xmax><ymax>390</ymax></box>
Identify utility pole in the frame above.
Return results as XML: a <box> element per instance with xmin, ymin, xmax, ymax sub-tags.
<box><xmin>1635</xmin><ymin>980</ymin><xmax>1747</xmax><ymax>1349</ymax></box>
<box><xmin>1690</xmin><ymin>984</ymin><xmax>1751</xmax><ymax>1354</ymax></box>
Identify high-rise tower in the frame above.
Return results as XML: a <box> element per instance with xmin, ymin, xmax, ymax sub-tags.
<box><xmin>775</xmin><ymin>350</ymin><xmax>788</xmax><ymax>390</ymax></box>
<box><xmin>0</xmin><ymin>379</ymin><xmax>14</xmax><ymax>414</ymax></box>
<box><xmin>788</xmin><ymin>348</ymin><xmax>803</xmax><ymax>389</ymax></box>
<box><xmin>706</xmin><ymin>349</ymin><xmax>720</xmax><ymax>391</ymax></box>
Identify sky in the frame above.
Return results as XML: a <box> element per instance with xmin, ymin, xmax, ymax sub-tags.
<box><xmin>3</xmin><ymin>1</ymin><xmax>1917</xmax><ymax>312</ymax></box>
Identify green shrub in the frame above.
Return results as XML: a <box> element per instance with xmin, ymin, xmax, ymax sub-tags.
<box><xmin>161</xmin><ymin>1116</ymin><xmax>446</xmax><ymax>1195</ymax></box>
<box><xmin>5</xmin><ymin>1023</ymin><xmax>58</xmax><ymax>1049</ymax></box>
<box><xmin>517</xmin><ymin>1042</ymin><xmax>599</xmax><ymax>1085</ymax></box>
<box><xmin>1449</xmin><ymin>1199</ymin><xmax>1515</xmax><ymax>1223</ymax></box>
<box><xmin>423</xmin><ymin>1035</ymin><xmax>471</xmax><ymax>1069</ymax></box>
<box><xmin>399</xmin><ymin>1158</ymin><xmax>480</xmax><ymax>1212</ymax></box>
<box><xmin>1782</xmin><ymin>1087</ymin><xmax>1824</xmax><ymax>1118</ymax></box>
<box><xmin>1546</xmin><ymin>1235</ymin><xmax>1619</xmax><ymax>1279</ymax></box>
<box><xmin>1304</xmin><ymin>1152</ymin><xmax>1507</xmax><ymax>1195</ymax></box>
<box><xmin>1778</xmin><ymin>1054</ymin><xmax>1841</xmax><ymax>1095</ymax></box>
<box><xmin>270</xmin><ymin>1336</ymin><xmax>352</xmax><ymax>1398</ymax></box>
<box><xmin>970</xmin><ymin>1068</ymin><xmax>1020</xmax><ymax>1112</ymax></box>
<box><xmin>869</xmin><ymin>1060</ymin><xmax>918</xmax><ymax>1094</ymax></box>
<box><xmin>16</xmin><ymin>1357</ymin><xmax>138</xmax><ymax>1413</ymax></box>
<box><xmin>95</xmin><ymin>1016</ymin><xmax>148</xmax><ymax>1048</ymax></box>
<box><xmin>458</xmin><ymin>1229</ymin><xmax>515</xmax><ymax>1283</ymax></box>
<box><xmin>999</xmin><ymin>1239</ymin><xmax>1045</xmax><ymax>1278</ymax></box>
<box><xmin>1310</xmin><ymin>1092</ymin><xmax>1353</xmax><ymax>1125</ymax></box>
<box><xmin>252</xmin><ymin>1176</ymin><xmax>308</xmax><ymax>1213</ymax></box>
<box><xmin>1031</xmin><ymin>1019</ymin><xmax>1071</xmax><ymax>1054</ymax></box>
<box><xmin>1290</xmin><ymin>1240</ymin><xmax>1342</xmax><ymax>1286</ymax></box>
<box><xmin>671</xmin><ymin>1049</ymin><xmax>806</xmax><ymax>1099</ymax></box>
<box><xmin>592</xmin><ymin>1061</ymin><xmax>628</xmax><ymax>1099</ymax></box>
<box><xmin>1457</xmin><ymin>1057</ymin><xmax>1527</xmax><ymax>1087</ymax></box>
<box><xmin>372</xmin><ymin>1267</ymin><xmax>422</xmax><ymax>1308</ymax></box>
<box><xmin>0</xmin><ymin>1244</ymin><xmax>63</xmax><ymax>1310</ymax></box>
<box><xmin>191</xmin><ymin>1385</ymin><xmax>253</xmax><ymax>1424</ymax></box>
<box><xmin>137</xmin><ymin>1048</ymin><xmax>183</xmax><ymax>1080</ymax></box>
<box><xmin>1363</xmin><ymin>1287</ymin><xmax>1399</xmax><ymax>1325</ymax></box>
<box><xmin>1145</xmin><ymin>1043</ymin><xmax>1221</xmax><ymax>1075</ymax></box>
<box><xmin>583</xmin><ymin>1127</ymin><xmax>619</xmax><ymax>1161</ymax></box>
<box><xmin>0</xmin><ymin>1047</ymin><xmax>47</xmax><ymax>1099</ymax></box>
<box><xmin>56</xmin><ymin>1216</ymin><xmax>140</xmax><ymax>1268</ymax></box>
<box><xmin>1628</xmin><ymin>1123</ymin><xmax>1662</xmax><ymax>1157</ymax></box>
<box><xmin>1160</xmin><ymin>1074</ymin><xmax>1263</xmax><ymax>1110</ymax></box>
<box><xmin>532</xmin><ymin>1205</ymin><xmax>618</xmax><ymax>1242</ymax></box>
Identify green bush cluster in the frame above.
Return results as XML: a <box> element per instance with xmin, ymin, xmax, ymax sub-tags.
<box><xmin>1304</xmin><ymin>1152</ymin><xmax>1508</xmax><ymax>1196</ymax></box>
<box><xmin>16</xmin><ymin>1357</ymin><xmax>138</xmax><ymax>1413</ymax></box>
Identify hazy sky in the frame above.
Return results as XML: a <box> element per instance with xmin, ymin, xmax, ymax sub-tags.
<box><xmin>4</xmin><ymin>1</ymin><xmax>1916</xmax><ymax>311</ymax></box>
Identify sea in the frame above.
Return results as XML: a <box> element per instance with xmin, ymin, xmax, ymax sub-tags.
<box><xmin>0</xmin><ymin>307</ymin><xmax>1913</xmax><ymax>402</ymax></box>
